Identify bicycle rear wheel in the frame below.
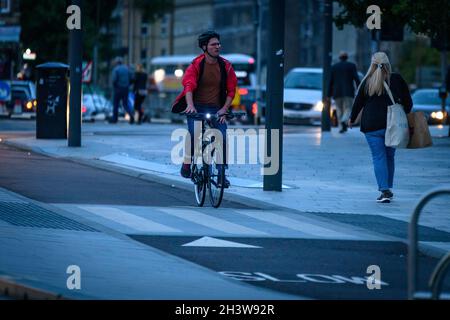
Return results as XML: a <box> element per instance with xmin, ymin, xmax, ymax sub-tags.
<box><xmin>192</xmin><ymin>164</ymin><xmax>206</xmax><ymax>206</ymax></box>
<box><xmin>208</xmin><ymin>162</ymin><xmax>225</xmax><ymax>208</ymax></box>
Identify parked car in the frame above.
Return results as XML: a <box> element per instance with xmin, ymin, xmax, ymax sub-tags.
<box><xmin>411</xmin><ymin>88</ymin><xmax>450</xmax><ymax>124</ymax></box>
<box><xmin>82</xmin><ymin>92</ymin><xmax>113</xmax><ymax>122</ymax></box>
<box><xmin>0</xmin><ymin>81</ymin><xmax>37</xmax><ymax>118</ymax></box>
<box><xmin>283</xmin><ymin>68</ymin><xmax>329</xmax><ymax>125</ymax></box>
<box><xmin>283</xmin><ymin>68</ymin><xmax>363</xmax><ymax>126</ymax></box>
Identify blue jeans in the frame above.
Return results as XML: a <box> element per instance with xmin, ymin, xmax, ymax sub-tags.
<box><xmin>187</xmin><ymin>105</ymin><xmax>227</xmax><ymax>169</ymax></box>
<box><xmin>365</xmin><ymin>129</ymin><xmax>396</xmax><ymax>191</ymax></box>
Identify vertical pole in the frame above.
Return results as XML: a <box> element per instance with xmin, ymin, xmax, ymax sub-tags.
<box><xmin>371</xmin><ymin>29</ymin><xmax>380</xmax><ymax>53</ymax></box>
<box><xmin>441</xmin><ymin>50</ymin><xmax>447</xmax><ymax>118</ymax></box>
<box><xmin>128</xmin><ymin>0</ymin><xmax>133</xmax><ymax>64</ymax></box>
<box><xmin>321</xmin><ymin>0</ymin><xmax>332</xmax><ymax>132</ymax></box>
<box><xmin>169</xmin><ymin>3</ymin><xmax>175</xmax><ymax>55</ymax></box>
<box><xmin>68</xmin><ymin>0</ymin><xmax>82</xmax><ymax>147</ymax></box>
<box><xmin>263</xmin><ymin>0</ymin><xmax>284</xmax><ymax>192</ymax></box>
<box><xmin>93</xmin><ymin>0</ymin><xmax>99</xmax><ymax>86</ymax></box>
<box><xmin>255</xmin><ymin>0</ymin><xmax>263</xmax><ymax>126</ymax></box>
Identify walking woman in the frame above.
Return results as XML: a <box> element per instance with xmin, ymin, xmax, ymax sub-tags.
<box><xmin>348</xmin><ymin>52</ymin><xmax>412</xmax><ymax>203</ymax></box>
<box><xmin>133</xmin><ymin>63</ymin><xmax>148</xmax><ymax>124</ymax></box>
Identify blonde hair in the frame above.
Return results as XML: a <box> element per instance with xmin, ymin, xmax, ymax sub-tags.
<box><xmin>362</xmin><ymin>52</ymin><xmax>392</xmax><ymax>96</ymax></box>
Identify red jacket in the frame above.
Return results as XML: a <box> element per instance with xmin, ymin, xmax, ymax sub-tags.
<box><xmin>172</xmin><ymin>54</ymin><xmax>237</xmax><ymax>113</ymax></box>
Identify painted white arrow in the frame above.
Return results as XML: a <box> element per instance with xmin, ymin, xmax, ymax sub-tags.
<box><xmin>182</xmin><ymin>236</ymin><xmax>262</xmax><ymax>248</ymax></box>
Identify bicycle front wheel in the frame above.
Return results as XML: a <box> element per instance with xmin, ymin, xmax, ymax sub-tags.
<box><xmin>193</xmin><ymin>165</ymin><xmax>206</xmax><ymax>207</ymax></box>
<box><xmin>208</xmin><ymin>163</ymin><xmax>225</xmax><ymax>208</ymax></box>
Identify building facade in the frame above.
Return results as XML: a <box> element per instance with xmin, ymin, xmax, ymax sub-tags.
<box><xmin>0</xmin><ymin>0</ymin><xmax>21</xmax><ymax>79</ymax></box>
<box><xmin>112</xmin><ymin>0</ymin><xmax>409</xmax><ymax>79</ymax></box>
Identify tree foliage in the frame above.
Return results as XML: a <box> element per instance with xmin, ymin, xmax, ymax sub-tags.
<box><xmin>334</xmin><ymin>0</ymin><xmax>449</xmax><ymax>44</ymax></box>
<box><xmin>20</xmin><ymin>0</ymin><xmax>69</xmax><ymax>63</ymax></box>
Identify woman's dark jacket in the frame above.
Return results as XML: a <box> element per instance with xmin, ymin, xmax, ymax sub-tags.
<box><xmin>350</xmin><ymin>73</ymin><xmax>413</xmax><ymax>133</ymax></box>
<box><xmin>133</xmin><ymin>71</ymin><xmax>148</xmax><ymax>94</ymax></box>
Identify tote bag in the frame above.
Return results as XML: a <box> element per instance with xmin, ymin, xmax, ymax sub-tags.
<box><xmin>383</xmin><ymin>82</ymin><xmax>410</xmax><ymax>148</ymax></box>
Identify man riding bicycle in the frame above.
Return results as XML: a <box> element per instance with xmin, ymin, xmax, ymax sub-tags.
<box><xmin>172</xmin><ymin>31</ymin><xmax>237</xmax><ymax>187</ymax></box>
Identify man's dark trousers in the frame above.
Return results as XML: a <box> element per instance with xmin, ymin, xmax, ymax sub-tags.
<box><xmin>112</xmin><ymin>87</ymin><xmax>131</xmax><ymax>122</ymax></box>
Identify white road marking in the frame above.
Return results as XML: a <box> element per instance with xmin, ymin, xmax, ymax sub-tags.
<box><xmin>182</xmin><ymin>236</ymin><xmax>262</xmax><ymax>248</ymax></box>
<box><xmin>79</xmin><ymin>206</ymin><xmax>181</xmax><ymax>233</ymax></box>
<box><xmin>159</xmin><ymin>208</ymin><xmax>267</xmax><ymax>236</ymax></box>
<box><xmin>235</xmin><ymin>210</ymin><xmax>356</xmax><ymax>239</ymax></box>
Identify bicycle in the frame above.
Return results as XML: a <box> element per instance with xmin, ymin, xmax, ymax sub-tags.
<box><xmin>181</xmin><ymin>110</ymin><xmax>246</xmax><ymax>208</ymax></box>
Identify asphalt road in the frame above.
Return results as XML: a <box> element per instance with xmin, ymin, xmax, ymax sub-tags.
<box><xmin>0</xmin><ymin>143</ymin><xmax>250</xmax><ymax>208</ymax></box>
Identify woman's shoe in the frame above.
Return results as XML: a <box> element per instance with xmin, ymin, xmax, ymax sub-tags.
<box><xmin>377</xmin><ymin>191</ymin><xmax>391</xmax><ymax>203</ymax></box>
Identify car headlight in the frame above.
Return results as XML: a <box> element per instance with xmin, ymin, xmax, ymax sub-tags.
<box><xmin>313</xmin><ymin>101</ymin><xmax>323</xmax><ymax>112</ymax></box>
<box><xmin>26</xmin><ymin>101</ymin><xmax>33</xmax><ymax>110</ymax></box>
<box><xmin>431</xmin><ymin>111</ymin><xmax>444</xmax><ymax>120</ymax></box>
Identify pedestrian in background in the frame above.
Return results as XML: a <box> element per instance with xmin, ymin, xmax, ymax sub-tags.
<box><xmin>348</xmin><ymin>52</ymin><xmax>412</xmax><ymax>203</ymax></box>
<box><xmin>110</xmin><ymin>57</ymin><xmax>134</xmax><ymax>124</ymax></box>
<box><xmin>132</xmin><ymin>63</ymin><xmax>148</xmax><ymax>124</ymax></box>
<box><xmin>446</xmin><ymin>65</ymin><xmax>450</xmax><ymax>93</ymax></box>
<box><xmin>327</xmin><ymin>51</ymin><xmax>361</xmax><ymax>133</ymax></box>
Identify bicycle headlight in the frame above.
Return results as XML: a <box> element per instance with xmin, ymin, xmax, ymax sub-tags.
<box><xmin>206</xmin><ymin>113</ymin><xmax>211</xmax><ymax>119</ymax></box>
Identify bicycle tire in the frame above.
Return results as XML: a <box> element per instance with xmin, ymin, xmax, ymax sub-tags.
<box><xmin>193</xmin><ymin>165</ymin><xmax>206</xmax><ymax>206</ymax></box>
<box><xmin>208</xmin><ymin>164</ymin><xmax>225</xmax><ymax>208</ymax></box>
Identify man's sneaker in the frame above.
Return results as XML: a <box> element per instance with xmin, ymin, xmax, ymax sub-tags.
<box><xmin>385</xmin><ymin>190</ymin><xmax>394</xmax><ymax>199</ymax></box>
<box><xmin>180</xmin><ymin>163</ymin><xmax>191</xmax><ymax>178</ymax></box>
<box><xmin>377</xmin><ymin>191</ymin><xmax>391</xmax><ymax>203</ymax></box>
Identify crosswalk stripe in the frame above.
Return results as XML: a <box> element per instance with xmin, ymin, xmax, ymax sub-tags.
<box><xmin>158</xmin><ymin>208</ymin><xmax>267</xmax><ymax>236</ymax></box>
<box><xmin>79</xmin><ymin>206</ymin><xmax>182</xmax><ymax>233</ymax></box>
<box><xmin>235</xmin><ymin>210</ymin><xmax>356</xmax><ymax>239</ymax></box>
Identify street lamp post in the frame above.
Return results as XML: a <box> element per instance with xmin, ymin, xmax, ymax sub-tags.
<box><xmin>263</xmin><ymin>0</ymin><xmax>284</xmax><ymax>192</ymax></box>
<box><xmin>321</xmin><ymin>0</ymin><xmax>332</xmax><ymax>132</ymax></box>
<box><xmin>255</xmin><ymin>0</ymin><xmax>263</xmax><ymax>126</ymax></box>
<box><xmin>68</xmin><ymin>0</ymin><xmax>82</xmax><ymax>147</ymax></box>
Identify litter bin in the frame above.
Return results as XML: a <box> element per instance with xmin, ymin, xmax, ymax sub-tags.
<box><xmin>36</xmin><ymin>62</ymin><xmax>69</xmax><ymax>139</ymax></box>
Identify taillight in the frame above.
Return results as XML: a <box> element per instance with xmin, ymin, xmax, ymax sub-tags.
<box><xmin>238</xmin><ymin>88</ymin><xmax>248</xmax><ymax>95</ymax></box>
<box><xmin>82</xmin><ymin>106</ymin><xmax>87</xmax><ymax>113</ymax></box>
<box><xmin>252</xmin><ymin>102</ymin><xmax>258</xmax><ymax>115</ymax></box>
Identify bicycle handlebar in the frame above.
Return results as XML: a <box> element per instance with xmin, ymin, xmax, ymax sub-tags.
<box><xmin>180</xmin><ymin>110</ymin><xmax>247</xmax><ymax>120</ymax></box>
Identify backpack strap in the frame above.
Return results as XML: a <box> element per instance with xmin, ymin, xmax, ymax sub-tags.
<box><xmin>217</xmin><ymin>57</ymin><xmax>227</xmax><ymax>106</ymax></box>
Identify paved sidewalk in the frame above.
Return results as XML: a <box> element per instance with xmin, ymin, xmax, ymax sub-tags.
<box><xmin>5</xmin><ymin>122</ymin><xmax>450</xmax><ymax>230</ymax></box>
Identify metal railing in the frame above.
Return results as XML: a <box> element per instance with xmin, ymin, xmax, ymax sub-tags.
<box><xmin>408</xmin><ymin>186</ymin><xmax>450</xmax><ymax>300</ymax></box>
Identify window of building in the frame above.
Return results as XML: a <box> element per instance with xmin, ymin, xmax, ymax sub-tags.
<box><xmin>141</xmin><ymin>23</ymin><xmax>148</xmax><ymax>36</ymax></box>
<box><xmin>141</xmin><ymin>49</ymin><xmax>147</xmax><ymax>60</ymax></box>
<box><xmin>160</xmin><ymin>14</ymin><xmax>169</xmax><ymax>36</ymax></box>
<box><xmin>0</xmin><ymin>0</ymin><xmax>10</xmax><ymax>13</ymax></box>
<box><xmin>161</xmin><ymin>48</ymin><xmax>166</xmax><ymax>56</ymax></box>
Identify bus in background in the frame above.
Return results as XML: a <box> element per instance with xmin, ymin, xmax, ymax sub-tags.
<box><xmin>149</xmin><ymin>53</ymin><xmax>256</xmax><ymax>123</ymax></box>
